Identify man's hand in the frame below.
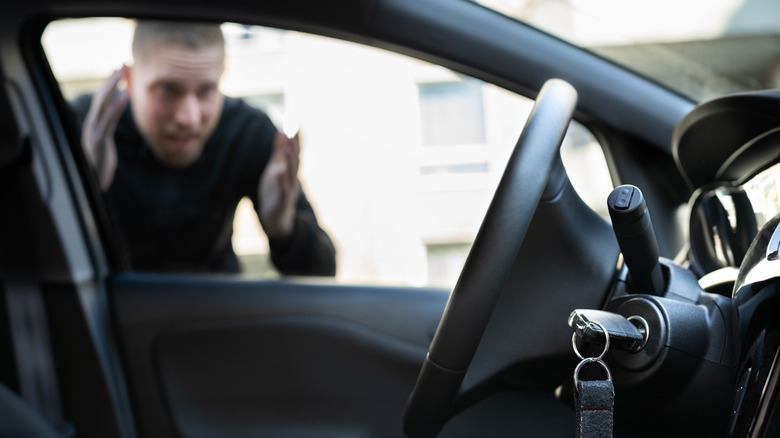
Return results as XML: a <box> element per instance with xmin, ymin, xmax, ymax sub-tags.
<box><xmin>259</xmin><ymin>132</ymin><xmax>301</xmax><ymax>239</ymax></box>
<box><xmin>82</xmin><ymin>65</ymin><xmax>129</xmax><ymax>191</ymax></box>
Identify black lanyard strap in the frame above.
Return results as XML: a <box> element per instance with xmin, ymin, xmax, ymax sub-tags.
<box><xmin>575</xmin><ymin>378</ymin><xmax>614</xmax><ymax>438</ymax></box>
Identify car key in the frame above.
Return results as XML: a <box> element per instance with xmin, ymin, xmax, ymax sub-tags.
<box><xmin>570</xmin><ymin>317</ymin><xmax>615</xmax><ymax>438</ymax></box>
<box><xmin>568</xmin><ymin>309</ymin><xmax>647</xmax><ymax>353</ymax></box>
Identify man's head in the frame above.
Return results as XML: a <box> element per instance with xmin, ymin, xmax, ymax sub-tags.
<box><xmin>127</xmin><ymin>20</ymin><xmax>225</xmax><ymax>167</ymax></box>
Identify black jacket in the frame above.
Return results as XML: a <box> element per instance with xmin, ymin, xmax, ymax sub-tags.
<box><xmin>73</xmin><ymin>95</ymin><xmax>336</xmax><ymax>276</ymax></box>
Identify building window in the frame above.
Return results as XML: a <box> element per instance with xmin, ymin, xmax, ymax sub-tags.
<box><xmin>418</xmin><ymin>80</ymin><xmax>486</xmax><ymax>146</ymax></box>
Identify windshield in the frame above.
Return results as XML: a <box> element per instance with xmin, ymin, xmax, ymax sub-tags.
<box><xmin>478</xmin><ymin>0</ymin><xmax>780</xmax><ymax>102</ymax></box>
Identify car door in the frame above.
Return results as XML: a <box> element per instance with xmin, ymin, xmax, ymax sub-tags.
<box><xmin>20</xmin><ymin>13</ymin><xmax>516</xmax><ymax>438</ymax></box>
<box><xmin>0</xmin><ymin>16</ymin><xmax>449</xmax><ymax>438</ymax></box>
<box><xmin>29</xmin><ymin>15</ymin><xmax>595</xmax><ymax>437</ymax></box>
<box><xmin>33</xmin><ymin>18</ymin><xmax>459</xmax><ymax>438</ymax></box>
<box><xmin>0</xmin><ymin>1</ymin><xmax>690</xmax><ymax>437</ymax></box>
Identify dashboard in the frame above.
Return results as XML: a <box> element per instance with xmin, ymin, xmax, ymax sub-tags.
<box><xmin>673</xmin><ymin>90</ymin><xmax>780</xmax><ymax>438</ymax></box>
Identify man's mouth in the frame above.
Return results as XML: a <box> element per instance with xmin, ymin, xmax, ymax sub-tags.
<box><xmin>165</xmin><ymin>134</ymin><xmax>198</xmax><ymax>150</ymax></box>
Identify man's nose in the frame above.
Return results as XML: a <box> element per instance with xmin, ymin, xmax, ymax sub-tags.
<box><xmin>173</xmin><ymin>94</ymin><xmax>200</xmax><ymax>126</ymax></box>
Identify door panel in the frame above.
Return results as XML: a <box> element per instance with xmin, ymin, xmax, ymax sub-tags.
<box><xmin>109</xmin><ymin>273</ymin><xmax>448</xmax><ymax>437</ymax></box>
<box><xmin>157</xmin><ymin>316</ymin><xmax>426</xmax><ymax>437</ymax></box>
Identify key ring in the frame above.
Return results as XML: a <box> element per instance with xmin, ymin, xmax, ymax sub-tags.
<box><xmin>571</xmin><ymin>320</ymin><xmax>610</xmax><ymax>361</ymax></box>
<box><xmin>573</xmin><ymin>358</ymin><xmax>612</xmax><ymax>390</ymax></box>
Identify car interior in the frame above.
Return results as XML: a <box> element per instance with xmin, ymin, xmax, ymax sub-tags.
<box><xmin>1</xmin><ymin>0</ymin><xmax>780</xmax><ymax>437</ymax></box>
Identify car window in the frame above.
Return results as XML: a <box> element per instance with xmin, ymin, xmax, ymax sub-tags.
<box><xmin>42</xmin><ymin>18</ymin><xmax>613</xmax><ymax>287</ymax></box>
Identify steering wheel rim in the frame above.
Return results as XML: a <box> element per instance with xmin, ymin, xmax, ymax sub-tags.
<box><xmin>403</xmin><ymin>79</ymin><xmax>578</xmax><ymax>438</ymax></box>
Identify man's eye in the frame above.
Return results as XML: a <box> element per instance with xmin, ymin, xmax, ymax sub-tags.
<box><xmin>198</xmin><ymin>85</ymin><xmax>215</xmax><ymax>98</ymax></box>
<box><xmin>160</xmin><ymin>84</ymin><xmax>179</xmax><ymax>96</ymax></box>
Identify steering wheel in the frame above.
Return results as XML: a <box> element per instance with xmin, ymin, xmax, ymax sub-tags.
<box><xmin>403</xmin><ymin>79</ymin><xmax>578</xmax><ymax>438</ymax></box>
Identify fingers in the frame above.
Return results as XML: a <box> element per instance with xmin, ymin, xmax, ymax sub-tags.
<box><xmin>90</xmin><ymin>65</ymin><xmax>127</xmax><ymax>119</ymax></box>
<box><xmin>94</xmin><ymin>89</ymin><xmax>128</xmax><ymax>138</ymax></box>
<box><xmin>84</xmin><ymin>66</ymin><xmax>128</xmax><ymax>135</ymax></box>
<box><xmin>259</xmin><ymin>133</ymin><xmax>303</xmax><ymax>238</ymax></box>
<box><xmin>108</xmin><ymin>91</ymin><xmax>129</xmax><ymax>129</ymax></box>
<box><xmin>271</xmin><ymin>132</ymin><xmax>300</xmax><ymax>189</ymax></box>
<box><xmin>286</xmin><ymin>132</ymin><xmax>300</xmax><ymax>189</ymax></box>
<box><xmin>82</xmin><ymin>66</ymin><xmax>128</xmax><ymax>191</ymax></box>
<box><xmin>94</xmin><ymin>90</ymin><xmax>127</xmax><ymax>167</ymax></box>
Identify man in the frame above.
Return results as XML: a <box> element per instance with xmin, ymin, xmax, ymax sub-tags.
<box><xmin>74</xmin><ymin>20</ymin><xmax>336</xmax><ymax>275</ymax></box>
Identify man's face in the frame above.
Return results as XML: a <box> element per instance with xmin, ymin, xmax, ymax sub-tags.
<box><xmin>127</xmin><ymin>42</ymin><xmax>224</xmax><ymax>167</ymax></box>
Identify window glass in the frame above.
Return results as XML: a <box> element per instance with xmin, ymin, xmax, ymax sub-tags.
<box><xmin>744</xmin><ymin>163</ymin><xmax>780</xmax><ymax>229</ymax></box>
<box><xmin>43</xmin><ymin>18</ymin><xmax>613</xmax><ymax>287</ymax></box>
<box><xmin>418</xmin><ymin>80</ymin><xmax>486</xmax><ymax>146</ymax></box>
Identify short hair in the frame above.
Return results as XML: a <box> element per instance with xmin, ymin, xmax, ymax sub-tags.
<box><xmin>132</xmin><ymin>20</ymin><xmax>225</xmax><ymax>65</ymax></box>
